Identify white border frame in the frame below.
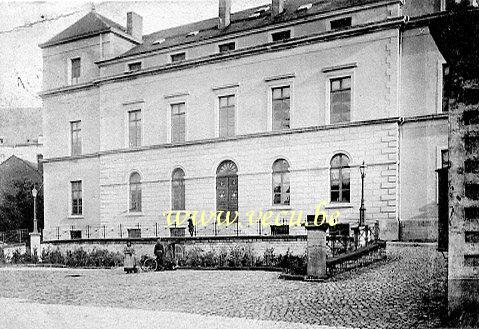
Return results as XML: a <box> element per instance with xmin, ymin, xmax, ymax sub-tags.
<box><xmin>324</xmin><ymin>70</ymin><xmax>356</xmax><ymax>125</ymax></box>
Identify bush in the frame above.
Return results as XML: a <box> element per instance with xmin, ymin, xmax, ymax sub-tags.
<box><xmin>40</xmin><ymin>247</ymin><xmax>123</xmax><ymax>268</ymax></box>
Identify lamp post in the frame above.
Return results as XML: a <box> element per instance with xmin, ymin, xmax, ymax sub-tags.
<box><xmin>359</xmin><ymin>161</ymin><xmax>367</xmax><ymax>226</ymax></box>
<box><xmin>31</xmin><ymin>187</ymin><xmax>38</xmax><ymax>233</ymax></box>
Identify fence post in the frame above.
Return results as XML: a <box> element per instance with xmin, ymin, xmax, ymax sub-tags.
<box><xmin>119</xmin><ymin>224</ymin><xmax>122</xmax><ymax>238</ymax></box>
<box><xmin>102</xmin><ymin>225</ymin><xmax>106</xmax><ymax>239</ymax></box>
<box><xmin>18</xmin><ymin>229</ymin><xmax>22</xmax><ymax>243</ymax></box>
<box><xmin>155</xmin><ymin>223</ymin><xmax>158</xmax><ymax>237</ymax></box>
<box><xmin>56</xmin><ymin>227</ymin><xmax>60</xmax><ymax>240</ymax></box>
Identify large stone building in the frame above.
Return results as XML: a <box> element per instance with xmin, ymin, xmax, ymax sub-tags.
<box><xmin>40</xmin><ymin>0</ymin><xmax>449</xmax><ymax>241</ymax></box>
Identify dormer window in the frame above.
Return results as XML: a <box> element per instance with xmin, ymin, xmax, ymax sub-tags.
<box><xmin>171</xmin><ymin>52</ymin><xmax>186</xmax><ymax>62</ymax></box>
<box><xmin>219</xmin><ymin>42</ymin><xmax>236</xmax><ymax>53</ymax></box>
<box><xmin>271</xmin><ymin>30</ymin><xmax>291</xmax><ymax>42</ymax></box>
<box><xmin>152</xmin><ymin>38</ymin><xmax>165</xmax><ymax>45</ymax></box>
<box><xmin>71</xmin><ymin>58</ymin><xmax>81</xmax><ymax>84</ymax></box>
<box><xmin>128</xmin><ymin>62</ymin><xmax>142</xmax><ymax>72</ymax></box>
<box><xmin>187</xmin><ymin>30</ymin><xmax>199</xmax><ymax>37</ymax></box>
<box><xmin>330</xmin><ymin>17</ymin><xmax>352</xmax><ymax>30</ymax></box>
<box><xmin>297</xmin><ymin>3</ymin><xmax>312</xmax><ymax>11</ymax></box>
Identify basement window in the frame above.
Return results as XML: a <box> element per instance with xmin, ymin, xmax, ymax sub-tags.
<box><xmin>70</xmin><ymin>230</ymin><xmax>82</xmax><ymax>240</ymax></box>
<box><xmin>271</xmin><ymin>30</ymin><xmax>291</xmax><ymax>42</ymax></box>
<box><xmin>171</xmin><ymin>52</ymin><xmax>186</xmax><ymax>62</ymax></box>
<box><xmin>127</xmin><ymin>62</ymin><xmax>142</xmax><ymax>72</ymax></box>
<box><xmin>330</xmin><ymin>17</ymin><xmax>352</xmax><ymax>30</ymax></box>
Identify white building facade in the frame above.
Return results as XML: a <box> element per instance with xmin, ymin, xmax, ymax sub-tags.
<box><xmin>40</xmin><ymin>0</ymin><xmax>449</xmax><ymax>241</ymax></box>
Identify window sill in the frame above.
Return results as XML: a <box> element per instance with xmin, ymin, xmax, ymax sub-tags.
<box><xmin>267</xmin><ymin>205</ymin><xmax>292</xmax><ymax>211</ymax></box>
<box><xmin>324</xmin><ymin>203</ymin><xmax>353</xmax><ymax>209</ymax></box>
<box><xmin>68</xmin><ymin>215</ymin><xmax>84</xmax><ymax>219</ymax></box>
<box><xmin>126</xmin><ymin>212</ymin><xmax>144</xmax><ymax>217</ymax></box>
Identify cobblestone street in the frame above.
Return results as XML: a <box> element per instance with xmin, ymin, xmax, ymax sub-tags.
<box><xmin>0</xmin><ymin>244</ymin><xmax>447</xmax><ymax>329</ymax></box>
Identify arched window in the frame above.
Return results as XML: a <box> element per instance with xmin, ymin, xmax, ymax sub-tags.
<box><xmin>330</xmin><ymin>154</ymin><xmax>350</xmax><ymax>203</ymax></box>
<box><xmin>172</xmin><ymin>168</ymin><xmax>185</xmax><ymax>210</ymax></box>
<box><xmin>272</xmin><ymin>159</ymin><xmax>290</xmax><ymax>205</ymax></box>
<box><xmin>129</xmin><ymin>172</ymin><xmax>142</xmax><ymax>212</ymax></box>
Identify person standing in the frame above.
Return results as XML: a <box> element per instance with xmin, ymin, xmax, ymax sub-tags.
<box><xmin>153</xmin><ymin>238</ymin><xmax>164</xmax><ymax>270</ymax></box>
<box><xmin>123</xmin><ymin>241</ymin><xmax>137</xmax><ymax>274</ymax></box>
<box><xmin>188</xmin><ymin>216</ymin><xmax>195</xmax><ymax>237</ymax></box>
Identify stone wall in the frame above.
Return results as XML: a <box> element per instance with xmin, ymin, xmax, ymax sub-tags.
<box><xmin>42</xmin><ymin>236</ymin><xmax>307</xmax><ymax>259</ymax></box>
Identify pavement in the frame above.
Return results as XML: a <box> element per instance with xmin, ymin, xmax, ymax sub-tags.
<box><xmin>0</xmin><ymin>244</ymin><xmax>448</xmax><ymax>329</ymax></box>
<box><xmin>0</xmin><ymin>297</ymin><xmax>353</xmax><ymax>329</ymax></box>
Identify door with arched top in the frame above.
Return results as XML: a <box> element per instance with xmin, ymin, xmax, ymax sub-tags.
<box><xmin>216</xmin><ymin>160</ymin><xmax>238</xmax><ymax>217</ymax></box>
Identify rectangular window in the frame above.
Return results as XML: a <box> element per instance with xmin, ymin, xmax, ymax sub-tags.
<box><xmin>70</xmin><ymin>120</ymin><xmax>82</xmax><ymax>156</ymax></box>
<box><xmin>441</xmin><ymin>149</ymin><xmax>449</xmax><ymax>168</ymax></box>
<box><xmin>272</xmin><ymin>86</ymin><xmax>290</xmax><ymax>130</ymax></box>
<box><xmin>171</xmin><ymin>103</ymin><xmax>186</xmax><ymax>143</ymax></box>
<box><xmin>330</xmin><ymin>17</ymin><xmax>352</xmax><ymax>30</ymax></box>
<box><xmin>71</xmin><ymin>58</ymin><xmax>81</xmax><ymax>84</ymax></box>
<box><xmin>271</xmin><ymin>30</ymin><xmax>291</xmax><ymax>42</ymax></box>
<box><xmin>171</xmin><ymin>52</ymin><xmax>186</xmax><ymax>62</ymax></box>
<box><xmin>128</xmin><ymin>110</ymin><xmax>141</xmax><ymax>148</ymax></box>
<box><xmin>219</xmin><ymin>42</ymin><xmax>236</xmax><ymax>53</ymax></box>
<box><xmin>442</xmin><ymin>64</ymin><xmax>450</xmax><ymax>112</ymax></box>
<box><xmin>71</xmin><ymin>181</ymin><xmax>82</xmax><ymax>216</ymax></box>
<box><xmin>330</xmin><ymin>77</ymin><xmax>351</xmax><ymax>124</ymax></box>
<box><xmin>219</xmin><ymin>95</ymin><xmax>236</xmax><ymax>137</ymax></box>
<box><xmin>128</xmin><ymin>62</ymin><xmax>142</xmax><ymax>72</ymax></box>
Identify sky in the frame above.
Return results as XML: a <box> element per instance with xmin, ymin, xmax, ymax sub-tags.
<box><xmin>0</xmin><ymin>0</ymin><xmax>269</xmax><ymax>109</ymax></box>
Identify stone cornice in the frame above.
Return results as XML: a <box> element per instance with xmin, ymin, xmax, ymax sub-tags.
<box><xmin>40</xmin><ymin>16</ymin><xmax>406</xmax><ymax>98</ymax></box>
<box><xmin>43</xmin><ymin>117</ymin><xmax>401</xmax><ymax>163</ymax></box>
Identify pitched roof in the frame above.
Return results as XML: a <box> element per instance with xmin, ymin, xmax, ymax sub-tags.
<box><xmin>112</xmin><ymin>0</ymin><xmax>385</xmax><ymax>61</ymax></box>
<box><xmin>40</xmin><ymin>11</ymin><xmax>129</xmax><ymax>48</ymax></box>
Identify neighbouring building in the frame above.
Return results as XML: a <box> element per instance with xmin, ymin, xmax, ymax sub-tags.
<box><xmin>0</xmin><ymin>107</ymin><xmax>43</xmax><ymax>165</ymax></box>
<box><xmin>40</xmin><ymin>0</ymin><xmax>450</xmax><ymax>242</ymax></box>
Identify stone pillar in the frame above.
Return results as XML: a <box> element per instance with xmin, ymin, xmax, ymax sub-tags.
<box><xmin>447</xmin><ymin>78</ymin><xmax>479</xmax><ymax>319</ymax></box>
<box><xmin>29</xmin><ymin>232</ymin><xmax>41</xmax><ymax>260</ymax></box>
<box><xmin>305</xmin><ymin>216</ymin><xmax>328</xmax><ymax>279</ymax></box>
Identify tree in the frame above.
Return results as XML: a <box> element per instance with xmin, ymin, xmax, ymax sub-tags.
<box><xmin>0</xmin><ymin>178</ymin><xmax>43</xmax><ymax>232</ymax></box>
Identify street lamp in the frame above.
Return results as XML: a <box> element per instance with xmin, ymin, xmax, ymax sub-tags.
<box><xmin>32</xmin><ymin>187</ymin><xmax>38</xmax><ymax>233</ymax></box>
<box><xmin>359</xmin><ymin>161</ymin><xmax>367</xmax><ymax>226</ymax></box>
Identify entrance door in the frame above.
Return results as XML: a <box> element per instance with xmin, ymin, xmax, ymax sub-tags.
<box><xmin>216</xmin><ymin>161</ymin><xmax>238</xmax><ymax>217</ymax></box>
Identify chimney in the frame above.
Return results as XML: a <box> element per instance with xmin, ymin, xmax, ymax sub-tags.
<box><xmin>127</xmin><ymin>12</ymin><xmax>143</xmax><ymax>41</ymax></box>
<box><xmin>272</xmin><ymin>0</ymin><xmax>285</xmax><ymax>17</ymax></box>
<box><xmin>218</xmin><ymin>0</ymin><xmax>231</xmax><ymax>29</ymax></box>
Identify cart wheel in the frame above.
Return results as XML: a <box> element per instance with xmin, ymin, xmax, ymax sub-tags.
<box><xmin>141</xmin><ymin>258</ymin><xmax>157</xmax><ymax>272</ymax></box>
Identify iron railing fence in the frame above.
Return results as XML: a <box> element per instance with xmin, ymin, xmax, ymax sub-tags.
<box><xmin>42</xmin><ymin>220</ymin><xmax>310</xmax><ymax>241</ymax></box>
<box><xmin>0</xmin><ymin>229</ymin><xmax>29</xmax><ymax>244</ymax></box>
